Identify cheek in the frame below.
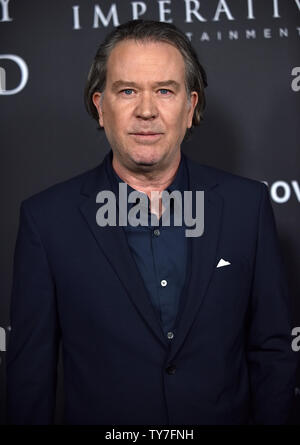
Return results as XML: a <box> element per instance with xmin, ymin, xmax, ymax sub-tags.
<box><xmin>165</xmin><ymin>106</ymin><xmax>189</xmax><ymax>133</ymax></box>
<box><xmin>103</xmin><ymin>107</ymin><xmax>126</xmax><ymax>132</ymax></box>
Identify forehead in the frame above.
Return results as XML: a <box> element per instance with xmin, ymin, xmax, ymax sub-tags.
<box><xmin>106</xmin><ymin>39</ymin><xmax>186</xmax><ymax>85</ymax></box>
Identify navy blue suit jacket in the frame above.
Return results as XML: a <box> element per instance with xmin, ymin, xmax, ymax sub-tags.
<box><xmin>6</xmin><ymin>151</ymin><xmax>298</xmax><ymax>424</ymax></box>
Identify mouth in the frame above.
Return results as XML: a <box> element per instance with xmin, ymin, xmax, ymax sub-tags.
<box><xmin>129</xmin><ymin>132</ymin><xmax>163</xmax><ymax>143</ymax></box>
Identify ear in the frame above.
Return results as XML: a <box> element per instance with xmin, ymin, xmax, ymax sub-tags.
<box><xmin>92</xmin><ymin>92</ymin><xmax>104</xmax><ymax>127</ymax></box>
<box><xmin>187</xmin><ymin>91</ymin><xmax>198</xmax><ymax>129</ymax></box>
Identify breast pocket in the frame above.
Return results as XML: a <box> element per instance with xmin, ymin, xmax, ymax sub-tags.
<box><xmin>214</xmin><ymin>256</ymin><xmax>250</xmax><ymax>275</ymax></box>
<box><xmin>205</xmin><ymin>256</ymin><xmax>252</xmax><ymax>320</ymax></box>
<box><xmin>208</xmin><ymin>255</ymin><xmax>252</xmax><ymax>299</ymax></box>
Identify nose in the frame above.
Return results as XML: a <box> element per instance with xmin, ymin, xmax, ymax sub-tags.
<box><xmin>135</xmin><ymin>92</ymin><xmax>158</xmax><ymax>120</ymax></box>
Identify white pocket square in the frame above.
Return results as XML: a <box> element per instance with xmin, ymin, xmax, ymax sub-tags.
<box><xmin>216</xmin><ymin>258</ymin><xmax>231</xmax><ymax>268</ymax></box>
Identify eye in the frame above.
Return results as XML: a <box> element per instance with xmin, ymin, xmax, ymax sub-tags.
<box><xmin>120</xmin><ymin>89</ymin><xmax>134</xmax><ymax>95</ymax></box>
<box><xmin>159</xmin><ymin>89</ymin><xmax>172</xmax><ymax>95</ymax></box>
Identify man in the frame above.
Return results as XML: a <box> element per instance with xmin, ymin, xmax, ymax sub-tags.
<box><xmin>6</xmin><ymin>20</ymin><xmax>298</xmax><ymax>425</ymax></box>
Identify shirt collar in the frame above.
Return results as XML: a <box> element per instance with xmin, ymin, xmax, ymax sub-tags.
<box><xmin>105</xmin><ymin>149</ymin><xmax>188</xmax><ymax>210</ymax></box>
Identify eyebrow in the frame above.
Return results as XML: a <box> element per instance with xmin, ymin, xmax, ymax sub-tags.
<box><xmin>111</xmin><ymin>80</ymin><xmax>181</xmax><ymax>91</ymax></box>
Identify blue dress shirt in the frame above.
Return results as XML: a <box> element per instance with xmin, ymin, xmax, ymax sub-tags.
<box><xmin>104</xmin><ymin>150</ymin><xmax>191</xmax><ymax>340</ymax></box>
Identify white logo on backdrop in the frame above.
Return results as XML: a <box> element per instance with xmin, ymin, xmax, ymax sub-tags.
<box><xmin>72</xmin><ymin>0</ymin><xmax>300</xmax><ymax>42</ymax></box>
<box><xmin>0</xmin><ymin>0</ymin><xmax>12</xmax><ymax>22</ymax></box>
<box><xmin>0</xmin><ymin>66</ymin><xmax>5</xmax><ymax>91</ymax></box>
<box><xmin>0</xmin><ymin>55</ymin><xmax>28</xmax><ymax>95</ymax></box>
<box><xmin>291</xmin><ymin>67</ymin><xmax>300</xmax><ymax>92</ymax></box>
<box><xmin>263</xmin><ymin>180</ymin><xmax>300</xmax><ymax>204</ymax></box>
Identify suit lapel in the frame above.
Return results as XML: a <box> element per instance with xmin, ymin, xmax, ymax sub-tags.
<box><xmin>79</xmin><ymin>154</ymin><xmax>168</xmax><ymax>349</ymax></box>
<box><xmin>167</xmin><ymin>157</ymin><xmax>224</xmax><ymax>363</ymax></box>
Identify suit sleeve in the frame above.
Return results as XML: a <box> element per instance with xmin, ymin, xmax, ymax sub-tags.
<box><xmin>246</xmin><ymin>183</ymin><xmax>299</xmax><ymax>424</ymax></box>
<box><xmin>6</xmin><ymin>200</ymin><xmax>61</xmax><ymax>424</ymax></box>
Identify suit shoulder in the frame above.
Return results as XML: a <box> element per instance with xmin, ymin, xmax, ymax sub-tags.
<box><xmin>185</xmin><ymin>155</ymin><xmax>267</xmax><ymax>195</ymax></box>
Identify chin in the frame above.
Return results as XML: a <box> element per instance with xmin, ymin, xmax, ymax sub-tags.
<box><xmin>135</xmin><ymin>160</ymin><xmax>158</xmax><ymax>167</ymax></box>
<box><xmin>132</xmin><ymin>158</ymin><xmax>158</xmax><ymax>169</ymax></box>
<box><xmin>130</xmin><ymin>150</ymin><xmax>162</xmax><ymax>168</ymax></box>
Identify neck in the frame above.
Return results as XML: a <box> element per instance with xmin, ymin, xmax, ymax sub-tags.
<box><xmin>111</xmin><ymin>151</ymin><xmax>181</xmax><ymax>220</ymax></box>
<box><xmin>112</xmin><ymin>152</ymin><xmax>181</xmax><ymax>197</ymax></box>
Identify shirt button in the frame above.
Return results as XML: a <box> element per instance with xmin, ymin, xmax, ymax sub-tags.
<box><xmin>167</xmin><ymin>331</ymin><xmax>174</xmax><ymax>339</ymax></box>
<box><xmin>153</xmin><ymin>229</ymin><xmax>160</xmax><ymax>236</ymax></box>
<box><xmin>161</xmin><ymin>279</ymin><xmax>167</xmax><ymax>287</ymax></box>
<box><xmin>166</xmin><ymin>364</ymin><xmax>176</xmax><ymax>375</ymax></box>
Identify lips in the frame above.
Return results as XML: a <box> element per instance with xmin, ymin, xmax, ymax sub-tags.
<box><xmin>129</xmin><ymin>132</ymin><xmax>163</xmax><ymax>143</ymax></box>
<box><xmin>130</xmin><ymin>132</ymin><xmax>162</xmax><ymax>135</ymax></box>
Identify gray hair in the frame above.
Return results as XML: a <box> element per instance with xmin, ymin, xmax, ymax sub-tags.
<box><xmin>84</xmin><ymin>19</ymin><xmax>208</xmax><ymax>139</ymax></box>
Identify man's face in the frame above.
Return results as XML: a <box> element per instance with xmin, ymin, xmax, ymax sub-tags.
<box><xmin>92</xmin><ymin>39</ymin><xmax>198</xmax><ymax>172</ymax></box>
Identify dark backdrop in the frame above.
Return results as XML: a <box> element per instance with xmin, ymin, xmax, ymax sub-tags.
<box><xmin>0</xmin><ymin>0</ymin><xmax>299</xmax><ymax>424</ymax></box>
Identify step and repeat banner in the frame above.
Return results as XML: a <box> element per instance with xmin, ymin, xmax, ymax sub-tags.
<box><xmin>0</xmin><ymin>0</ymin><xmax>299</xmax><ymax>424</ymax></box>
